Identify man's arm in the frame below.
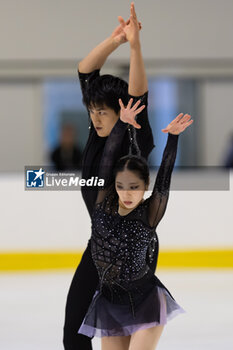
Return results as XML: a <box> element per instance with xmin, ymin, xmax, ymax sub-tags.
<box><xmin>120</xmin><ymin>3</ymin><xmax>152</xmax><ymax>159</ymax></box>
<box><xmin>78</xmin><ymin>14</ymin><xmax>141</xmax><ymax>73</ymax></box>
<box><xmin>123</xmin><ymin>2</ymin><xmax>148</xmax><ymax>96</ymax></box>
<box><xmin>78</xmin><ymin>7</ymin><xmax>143</xmax><ymax>74</ymax></box>
<box><xmin>78</xmin><ymin>37</ymin><xmax>120</xmax><ymax>73</ymax></box>
<box><xmin>129</xmin><ymin>42</ymin><xmax>148</xmax><ymax>96</ymax></box>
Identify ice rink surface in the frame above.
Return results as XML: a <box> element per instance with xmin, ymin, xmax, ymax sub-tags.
<box><xmin>0</xmin><ymin>269</ymin><xmax>232</xmax><ymax>350</ymax></box>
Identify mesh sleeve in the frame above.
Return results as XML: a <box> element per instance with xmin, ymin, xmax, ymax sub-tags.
<box><xmin>128</xmin><ymin>91</ymin><xmax>155</xmax><ymax>158</ymax></box>
<box><xmin>148</xmin><ymin>133</ymin><xmax>179</xmax><ymax>228</ymax></box>
<box><xmin>96</xmin><ymin>119</ymin><xmax>128</xmax><ymax>204</ymax></box>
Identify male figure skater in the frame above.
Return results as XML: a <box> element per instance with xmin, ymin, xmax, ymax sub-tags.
<box><xmin>63</xmin><ymin>3</ymin><xmax>156</xmax><ymax>349</ymax></box>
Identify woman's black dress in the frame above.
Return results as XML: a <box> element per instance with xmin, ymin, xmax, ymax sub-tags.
<box><xmin>77</xmin><ymin>120</ymin><xmax>184</xmax><ymax>337</ymax></box>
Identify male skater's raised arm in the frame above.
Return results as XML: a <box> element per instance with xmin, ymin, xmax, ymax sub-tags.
<box><xmin>78</xmin><ymin>11</ymin><xmax>141</xmax><ymax>73</ymax></box>
<box><xmin>127</xmin><ymin>2</ymin><xmax>148</xmax><ymax>96</ymax></box>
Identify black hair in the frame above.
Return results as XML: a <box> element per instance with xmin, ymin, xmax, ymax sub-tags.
<box><xmin>113</xmin><ymin>155</ymin><xmax>150</xmax><ymax>186</ymax></box>
<box><xmin>83</xmin><ymin>74</ymin><xmax>129</xmax><ymax>114</ymax></box>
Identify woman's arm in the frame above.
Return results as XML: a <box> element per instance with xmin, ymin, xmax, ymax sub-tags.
<box><xmin>148</xmin><ymin>113</ymin><xmax>193</xmax><ymax>228</ymax></box>
<box><xmin>96</xmin><ymin>99</ymin><xmax>145</xmax><ymax>204</ymax></box>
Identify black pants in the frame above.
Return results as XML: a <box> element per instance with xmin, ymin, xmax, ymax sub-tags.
<box><xmin>63</xmin><ymin>238</ymin><xmax>158</xmax><ymax>350</ymax></box>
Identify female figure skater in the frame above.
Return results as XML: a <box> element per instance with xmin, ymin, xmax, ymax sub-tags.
<box><xmin>63</xmin><ymin>4</ymin><xmax>158</xmax><ymax>349</ymax></box>
<box><xmin>78</xmin><ymin>98</ymin><xmax>193</xmax><ymax>349</ymax></box>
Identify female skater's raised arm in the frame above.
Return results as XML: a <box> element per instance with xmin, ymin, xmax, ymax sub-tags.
<box><xmin>148</xmin><ymin>113</ymin><xmax>193</xmax><ymax>228</ymax></box>
<box><xmin>96</xmin><ymin>99</ymin><xmax>145</xmax><ymax>204</ymax></box>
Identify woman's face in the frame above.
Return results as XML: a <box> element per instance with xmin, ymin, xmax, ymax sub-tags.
<box><xmin>89</xmin><ymin>105</ymin><xmax>119</xmax><ymax>137</ymax></box>
<box><xmin>115</xmin><ymin>169</ymin><xmax>147</xmax><ymax>209</ymax></box>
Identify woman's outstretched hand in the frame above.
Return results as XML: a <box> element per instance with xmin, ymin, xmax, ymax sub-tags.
<box><xmin>162</xmin><ymin>113</ymin><xmax>193</xmax><ymax>135</ymax></box>
<box><xmin>119</xmin><ymin>98</ymin><xmax>145</xmax><ymax>129</ymax></box>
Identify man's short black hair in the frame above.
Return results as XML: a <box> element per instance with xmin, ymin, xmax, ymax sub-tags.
<box><xmin>83</xmin><ymin>74</ymin><xmax>129</xmax><ymax>114</ymax></box>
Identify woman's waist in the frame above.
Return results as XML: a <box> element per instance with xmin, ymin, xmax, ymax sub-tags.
<box><xmin>99</xmin><ymin>266</ymin><xmax>155</xmax><ymax>292</ymax></box>
<box><xmin>98</xmin><ymin>268</ymin><xmax>157</xmax><ymax>304</ymax></box>
<box><xmin>95</xmin><ymin>260</ymin><xmax>150</xmax><ymax>284</ymax></box>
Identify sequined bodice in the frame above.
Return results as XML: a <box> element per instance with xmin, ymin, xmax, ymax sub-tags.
<box><xmin>88</xmin><ymin>128</ymin><xmax>178</xmax><ymax>317</ymax></box>
<box><xmin>91</xmin><ymin>199</ymin><xmax>155</xmax><ymax>288</ymax></box>
<box><xmin>90</xmin><ymin>131</ymin><xmax>178</xmax><ymax>293</ymax></box>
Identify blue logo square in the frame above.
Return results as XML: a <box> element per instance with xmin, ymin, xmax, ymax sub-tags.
<box><xmin>26</xmin><ymin>168</ymin><xmax>45</xmax><ymax>188</ymax></box>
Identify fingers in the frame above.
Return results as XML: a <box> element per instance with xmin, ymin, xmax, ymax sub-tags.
<box><xmin>131</xmin><ymin>118</ymin><xmax>141</xmax><ymax>129</ymax></box>
<box><xmin>128</xmin><ymin>99</ymin><xmax>145</xmax><ymax>113</ymax></box>
<box><xmin>118</xmin><ymin>98</ymin><xmax>125</xmax><ymax>110</ymax></box>
<box><xmin>183</xmin><ymin>119</ymin><xmax>194</xmax><ymax>129</ymax></box>
<box><xmin>133</xmin><ymin>122</ymin><xmax>141</xmax><ymax>129</ymax></box>
<box><xmin>118</xmin><ymin>16</ymin><xmax>126</xmax><ymax>28</ymax></box>
<box><xmin>127</xmin><ymin>98</ymin><xmax>134</xmax><ymax>109</ymax></box>
<box><xmin>120</xmin><ymin>98</ymin><xmax>139</xmax><ymax>110</ymax></box>
<box><xmin>130</xmin><ymin>2</ymin><xmax>137</xmax><ymax>20</ymax></box>
<box><xmin>134</xmin><ymin>104</ymin><xmax>145</xmax><ymax>115</ymax></box>
<box><xmin>179</xmin><ymin>114</ymin><xmax>193</xmax><ymax>132</ymax></box>
<box><xmin>131</xmin><ymin>99</ymin><xmax>141</xmax><ymax>111</ymax></box>
<box><xmin>120</xmin><ymin>98</ymin><xmax>145</xmax><ymax>119</ymax></box>
<box><xmin>170</xmin><ymin>113</ymin><xmax>184</xmax><ymax>125</ymax></box>
<box><xmin>171</xmin><ymin>113</ymin><xmax>192</xmax><ymax>126</ymax></box>
<box><xmin>162</xmin><ymin>113</ymin><xmax>193</xmax><ymax>135</ymax></box>
<box><xmin>124</xmin><ymin>17</ymin><xmax>141</xmax><ymax>29</ymax></box>
<box><xmin>180</xmin><ymin>114</ymin><xmax>191</xmax><ymax>123</ymax></box>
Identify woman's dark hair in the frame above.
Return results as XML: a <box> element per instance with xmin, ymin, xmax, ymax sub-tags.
<box><xmin>83</xmin><ymin>74</ymin><xmax>129</xmax><ymax>114</ymax></box>
<box><xmin>113</xmin><ymin>155</ymin><xmax>150</xmax><ymax>186</ymax></box>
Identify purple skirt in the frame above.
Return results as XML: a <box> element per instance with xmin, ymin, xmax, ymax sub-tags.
<box><xmin>78</xmin><ymin>274</ymin><xmax>185</xmax><ymax>338</ymax></box>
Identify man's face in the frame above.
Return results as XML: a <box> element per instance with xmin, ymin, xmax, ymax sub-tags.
<box><xmin>89</xmin><ymin>104</ymin><xmax>119</xmax><ymax>137</ymax></box>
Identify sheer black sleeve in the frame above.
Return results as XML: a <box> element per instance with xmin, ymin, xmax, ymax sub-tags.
<box><xmin>96</xmin><ymin>119</ymin><xmax>128</xmax><ymax>204</ymax></box>
<box><xmin>128</xmin><ymin>91</ymin><xmax>155</xmax><ymax>158</ymax></box>
<box><xmin>148</xmin><ymin>133</ymin><xmax>179</xmax><ymax>228</ymax></box>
